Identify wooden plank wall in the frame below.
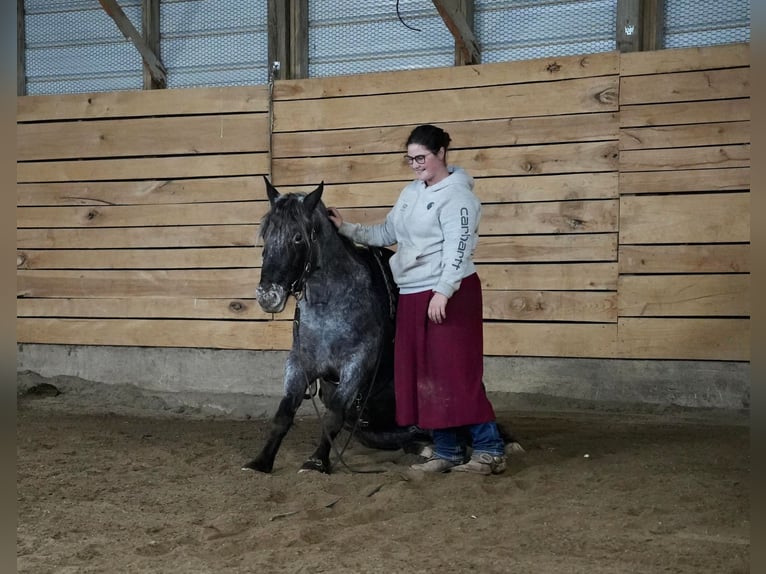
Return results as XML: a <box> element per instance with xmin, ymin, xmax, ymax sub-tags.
<box><xmin>617</xmin><ymin>44</ymin><xmax>750</xmax><ymax>361</ymax></box>
<box><xmin>271</xmin><ymin>51</ymin><xmax>622</xmax><ymax>358</ymax></box>
<box><xmin>16</xmin><ymin>86</ymin><xmax>293</xmax><ymax>349</ymax></box>
<box><xmin>16</xmin><ymin>43</ymin><xmax>750</xmax><ymax>361</ymax></box>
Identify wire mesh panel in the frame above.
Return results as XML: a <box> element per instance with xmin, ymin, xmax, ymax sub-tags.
<box><xmin>475</xmin><ymin>0</ymin><xmax>617</xmax><ymax>63</ymax></box>
<box><xmin>24</xmin><ymin>0</ymin><xmax>143</xmax><ymax>95</ymax></box>
<box><xmin>308</xmin><ymin>0</ymin><xmax>455</xmax><ymax>78</ymax></box>
<box><xmin>160</xmin><ymin>0</ymin><xmax>268</xmax><ymax>88</ymax></box>
<box><xmin>663</xmin><ymin>0</ymin><xmax>750</xmax><ymax>49</ymax></box>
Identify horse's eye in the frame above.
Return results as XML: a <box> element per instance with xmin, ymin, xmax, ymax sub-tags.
<box><xmin>292</xmin><ymin>233</ymin><xmax>303</xmax><ymax>244</ymax></box>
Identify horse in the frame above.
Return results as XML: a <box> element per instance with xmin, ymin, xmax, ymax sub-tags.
<box><xmin>242</xmin><ymin>178</ymin><xmax>431</xmax><ymax>474</ymax></box>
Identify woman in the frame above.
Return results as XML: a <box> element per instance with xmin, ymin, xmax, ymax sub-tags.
<box><xmin>327</xmin><ymin>124</ymin><xmax>506</xmax><ymax>475</ymax></box>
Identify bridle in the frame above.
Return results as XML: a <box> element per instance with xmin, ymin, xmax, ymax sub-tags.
<box><xmin>288</xmin><ymin>225</ymin><xmax>317</xmax><ymax>301</ymax></box>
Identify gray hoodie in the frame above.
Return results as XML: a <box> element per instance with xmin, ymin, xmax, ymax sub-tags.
<box><xmin>338</xmin><ymin>166</ymin><xmax>480</xmax><ymax>297</ymax></box>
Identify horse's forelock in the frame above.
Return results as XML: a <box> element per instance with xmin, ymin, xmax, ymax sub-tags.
<box><xmin>260</xmin><ymin>193</ymin><xmax>317</xmax><ymax>243</ymax></box>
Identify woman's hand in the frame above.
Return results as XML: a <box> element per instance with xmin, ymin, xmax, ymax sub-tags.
<box><xmin>327</xmin><ymin>207</ymin><xmax>343</xmax><ymax>229</ymax></box>
<box><xmin>428</xmin><ymin>292</ymin><xmax>449</xmax><ymax>324</ymax></box>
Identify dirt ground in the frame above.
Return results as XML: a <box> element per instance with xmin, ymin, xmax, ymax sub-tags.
<box><xmin>17</xmin><ymin>375</ymin><xmax>750</xmax><ymax>574</ymax></box>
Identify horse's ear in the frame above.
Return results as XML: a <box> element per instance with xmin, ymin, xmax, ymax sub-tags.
<box><xmin>263</xmin><ymin>176</ymin><xmax>280</xmax><ymax>206</ymax></box>
<box><xmin>303</xmin><ymin>181</ymin><xmax>324</xmax><ymax>214</ymax></box>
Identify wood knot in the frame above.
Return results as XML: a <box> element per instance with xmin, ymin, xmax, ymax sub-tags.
<box><xmin>86</xmin><ymin>209</ymin><xmax>99</xmax><ymax>220</ymax></box>
<box><xmin>17</xmin><ymin>252</ymin><xmax>27</xmax><ymax>268</ymax></box>
<box><xmin>229</xmin><ymin>301</ymin><xmax>246</xmax><ymax>313</ymax></box>
<box><xmin>596</xmin><ymin>88</ymin><xmax>618</xmax><ymax>105</ymax></box>
<box><xmin>546</xmin><ymin>62</ymin><xmax>561</xmax><ymax>73</ymax></box>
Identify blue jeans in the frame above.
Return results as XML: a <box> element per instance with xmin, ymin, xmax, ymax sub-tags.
<box><xmin>432</xmin><ymin>422</ymin><xmax>505</xmax><ymax>462</ymax></box>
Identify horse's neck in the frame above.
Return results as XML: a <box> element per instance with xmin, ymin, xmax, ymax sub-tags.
<box><xmin>312</xmin><ymin>219</ymin><xmax>363</xmax><ymax>275</ymax></box>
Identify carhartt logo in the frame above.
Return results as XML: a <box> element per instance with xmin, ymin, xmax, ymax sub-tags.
<box><xmin>427</xmin><ymin>202</ymin><xmax>434</xmax><ymax>210</ymax></box>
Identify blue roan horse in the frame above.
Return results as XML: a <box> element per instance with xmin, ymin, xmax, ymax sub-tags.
<box><xmin>243</xmin><ymin>178</ymin><xmax>431</xmax><ymax>474</ymax></box>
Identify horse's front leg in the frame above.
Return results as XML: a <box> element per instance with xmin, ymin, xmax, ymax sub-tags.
<box><xmin>242</xmin><ymin>357</ymin><xmax>306</xmax><ymax>473</ymax></box>
<box><xmin>299</xmin><ymin>364</ymin><xmax>367</xmax><ymax>475</ymax></box>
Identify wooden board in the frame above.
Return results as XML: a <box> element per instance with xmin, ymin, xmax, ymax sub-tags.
<box><xmin>618</xmin><ymin>244</ymin><xmax>750</xmax><ymax>274</ymax></box>
<box><xmin>620</xmin><ymin>68</ymin><xmax>749</xmax><ymax>105</ymax></box>
<box><xmin>274</xmin><ymin>76</ymin><xmax>618</xmax><ymax>131</ymax></box>
<box><xmin>17</xmin><ymin>269</ymin><xmax>260</xmax><ymax>299</ymax></box>
<box><xmin>17</xmin><ymin>247</ymin><xmax>260</xmax><ymax>270</ymax></box>
<box><xmin>274</xmin><ymin>51</ymin><xmax>619</xmax><ymax>100</ymax></box>
<box><xmin>17</xmin><ymin>153</ymin><xmax>270</xmax><ymax>183</ymax></box>
<box><xmin>17</xmin><ymin>177</ymin><xmax>267</xmax><ymax>207</ymax></box>
<box><xmin>274</xmin><ymin>141</ymin><xmax>618</xmax><ymax>185</ymax></box>
<box><xmin>16</xmin><ymin>318</ymin><xmax>293</xmax><ymax>350</ymax></box>
<box><xmin>16</xmin><ymin>297</ymin><xmax>276</xmax><ymax>321</ymax></box>
<box><xmin>619</xmin><ymin>168</ymin><xmax>749</xmax><ymax>195</ymax></box>
<box><xmin>17</xmin><ymin>85</ymin><xmax>270</xmax><ymax>121</ymax></box>
<box><xmin>619</xmin><ymin>44</ymin><xmax>749</xmax><ymax>76</ymax></box>
<box><xmin>17</xmin><ymin>202</ymin><xmax>267</xmax><ymax>229</ymax></box>
<box><xmin>620</xmin><ymin>121</ymin><xmax>749</xmax><ymax>151</ymax></box>
<box><xmin>619</xmin><ymin>193</ymin><xmax>749</xmax><ymax>244</ymax></box>
<box><xmin>17</xmin><ymin>225</ymin><xmax>257</xmax><ymax>250</ymax></box>
<box><xmin>619</xmin><ymin>144</ymin><xmax>749</xmax><ymax>172</ymax></box>
<box><xmin>272</xmin><ymin>113</ymin><xmax>618</xmax><ymax>157</ymax></box>
<box><xmin>619</xmin><ymin>99</ymin><xmax>750</xmax><ymax>128</ymax></box>
<box><xmin>484</xmin><ymin>290</ymin><xmax>617</xmax><ymax>322</ymax></box>
<box><xmin>478</xmin><ymin>263</ymin><xmax>618</xmax><ymax>291</ymax></box>
<box><xmin>617</xmin><ymin>318</ymin><xmax>749</xmax><ymax>361</ymax></box>
<box><xmin>475</xmin><ymin>234</ymin><xmax>617</xmax><ymax>263</ymax></box>
<box><xmin>17</xmin><ymin>114</ymin><xmax>270</xmax><ymax>161</ymax></box>
<box><xmin>618</xmin><ymin>274</ymin><xmax>750</xmax><ymax>316</ymax></box>
<box><xmin>484</xmin><ymin>323</ymin><xmax>617</xmax><ymax>358</ymax></box>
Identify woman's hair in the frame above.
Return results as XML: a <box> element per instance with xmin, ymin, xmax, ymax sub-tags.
<box><xmin>406</xmin><ymin>124</ymin><xmax>451</xmax><ymax>154</ymax></box>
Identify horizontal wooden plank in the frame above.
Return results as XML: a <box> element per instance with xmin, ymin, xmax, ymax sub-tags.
<box><xmin>620</xmin><ymin>144</ymin><xmax>749</xmax><ymax>172</ymax></box>
<box><xmin>617</xmin><ymin>318</ymin><xmax>749</xmax><ymax>361</ymax></box>
<box><xmin>620</xmin><ymin>68</ymin><xmax>749</xmax><ymax>106</ymax></box>
<box><xmin>619</xmin><ymin>193</ymin><xmax>750</xmax><ymax>244</ymax></box>
<box><xmin>17</xmin><ymin>247</ymin><xmax>260</xmax><ymax>270</ymax></box>
<box><xmin>17</xmin><ymin>153</ymin><xmax>270</xmax><ymax>183</ymax></box>
<box><xmin>274</xmin><ymin>141</ymin><xmax>618</xmax><ymax>185</ymax></box>
<box><xmin>619</xmin><ymin>99</ymin><xmax>750</xmax><ymax>128</ymax></box>
<box><xmin>482</xmin><ymin>199</ymin><xmax>618</xmax><ymax>235</ymax></box>
<box><xmin>17</xmin><ymin>269</ymin><xmax>260</xmax><ymax>299</ymax></box>
<box><xmin>619</xmin><ymin>43</ymin><xmax>749</xmax><ymax>76</ymax></box>
<box><xmin>274</xmin><ymin>51</ymin><xmax>618</xmax><ymax>100</ymax></box>
<box><xmin>618</xmin><ymin>244</ymin><xmax>749</xmax><ymax>274</ymax></box>
<box><xmin>478</xmin><ymin>263</ymin><xmax>618</xmax><ymax>290</ymax></box>
<box><xmin>17</xmin><ymin>201</ymin><xmax>267</xmax><ymax>229</ymax></box>
<box><xmin>17</xmin><ymin>177</ymin><xmax>267</xmax><ymax>207</ymax></box>
<box><xmin>484</xmin><ymin>322</ymin><xmax>616</xmax><ymax>358</ymax></box>
<box><xmin>17</xmin><ymin>225</ymin><xmax>257</xmax><ymax>249</ymax></box>
<box><xmin>475</xmin><ymin>234</ymin><xmax>617</xmax><ymax>263</ymax></box>
<box><xmin>619</xmin><ymin>168</ymin><xmax>749</xmax><ymax>194</ymax></box>
<box><xmin>484</xmin><ymin>290</ymin><xmax>617</xmax><ymax>322</ymax></box>
<box><xmin>272</xmin><ymin>113</ymin><xmax>618</xmax><ymax>158</ymax></box>
<box><xmin>16</xmin><ymin>318</ymin><xmax>293</xmax><ymax>350</ymax></box>
<box><xmin>274</xmin><ymin>76</ymin><xmax>618</xmax><ymax>132</ymax></box>
<box><xmin>620</xmin><ymin>121</ymin><xmax>749</xmax><ymax>151</ymax></box>
<box><xmin>618</xmin><ymin>274</ymin><xmax>749</xmax><ymax>317</ymax></box>
<box><xmin>17</xmin><ymin>114</ymin><xmax>270</xmax><ymax>161</ymax></box>
<box><xmin>17</xmin><ymin>85</ymin><xmax>270</xmax><ymax>122</ymax></box>
<box><xmin>338</xmin><ymin>200</ymin><xmax>617</xmax><ymax>236</ymax></box>
<box><xmin>266</xmin><ymin>173</ymin><xmax>618</xmax><ymax>209</ymax></box>
<box><xmin>17</xmin><ymin>297</ymin><xmax>277</xmax><ymax>320</ymax></box>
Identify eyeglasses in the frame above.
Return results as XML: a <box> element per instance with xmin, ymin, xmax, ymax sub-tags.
<box><xmin>403</xmin><ymin>152</ymin><xmax>432</xmax><ymax>165</ymax></box>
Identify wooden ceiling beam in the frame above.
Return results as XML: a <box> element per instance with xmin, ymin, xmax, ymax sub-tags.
<box><xmin>98</xmin><ymin>0</ymin><xmax>166</xmax><ymax>88</ymax></box>
<box><xmin>432</xmin><ymin>0</ymin><xmax>480</xmax><ymax>65</ymax></box>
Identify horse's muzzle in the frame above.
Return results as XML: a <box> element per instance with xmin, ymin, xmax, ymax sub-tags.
<box><xmin>255</xmin><ymin>284</ymin><xmax>288</xmax><ymax>313</ymax></box>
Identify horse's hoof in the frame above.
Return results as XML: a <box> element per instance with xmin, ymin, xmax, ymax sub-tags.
<box><xmin>298</xmin><ymin>458</ymin><xmax>329</xmax><ymax>474</ymax></box>
<box><xmin>506</xmin><ymin>442</ymin><xmax>526</xmax><ymax>455</ymax></box>
<box><xmin>241</xmin><ymin>459</ymin><xmax>273</xmax><ymax>473</ymax></box>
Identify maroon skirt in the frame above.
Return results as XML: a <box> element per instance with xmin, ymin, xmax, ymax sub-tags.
<box><xmin>393</xmin><ymin>273</ymin><xmax>496</xmax><ymax>429</ymax></box>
